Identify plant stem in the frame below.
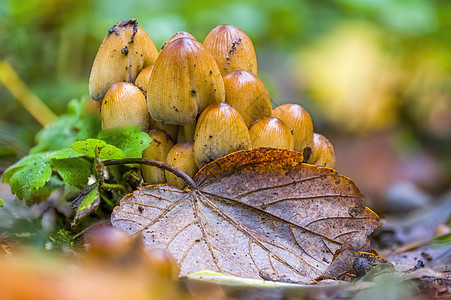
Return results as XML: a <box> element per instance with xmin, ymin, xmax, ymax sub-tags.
<box><xmin>100</xmin><ymin>193</ymin><xmax>116</xmax><ymax>208</ymax></box>
<box><xmin>101</xmin><ymin>182</ymin><xmax>125</xmax><ymax>191</ymax></box>
<box><xmin>0</xmin><ymin>61</ymin><xmax>57</xmax><ymax>126</ymax></box>
<box><xmin>104</xmin><ymin>158</ymin><xmax>197</xmax><ymax>190</ymax></box>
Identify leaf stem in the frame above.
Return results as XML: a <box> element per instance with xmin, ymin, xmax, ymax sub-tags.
<box><xmin>101</xmin><ymin>182</ymin><xmax>125</xmax><ymax>191</ymax></box>
<box><xmin>104</xmin><ymin>158</ymin><xmax>197</xmax><ymax>190</ymax></box>
<box><xmin>100</xmin><ymin>193</ymin><xmax>115</xmax><ymax>208</ymax></box>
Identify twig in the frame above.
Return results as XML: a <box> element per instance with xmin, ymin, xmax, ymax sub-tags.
<box><xmin>104</xmin><ymin>158</ymin><xmax>196</xmax><ymax>190</ymax></box>
<box><xmin>0</xmin><ymin>61</ymin><xmax>57</xmax><ymax>126</ymax></box>
<box><xmin>382</xmin><ymin>234</ymin><xmax>449</xmax><ymax>256</ymax></box>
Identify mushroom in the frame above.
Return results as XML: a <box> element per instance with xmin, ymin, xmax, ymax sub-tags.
<box><xmin>165</xmin><ymin>142</ymin><xmax>198</xmax><ymax>189</ymax></box>
<box><xmin>249</xmin><ymin>117</ymin><xmax>294</xmax><ymax>150</ymax></box>
<box><xmin>161</xmin><ymin>31</ymin><xmax>196</xmax><ymax>51</ymax></box>
<box><xmin>135</xmin><ymin>65</ymin><xmax>179</xmax><ymax>140</ymax></box>
<box><xmin>100</xmin><ymin>82</ymin><xmax>149</xmax><ymax>130</ymax></box>
<box><xmin>143</xmin><ymin>248</ymin><xmax>180</xmax><ymax>281</ymax></box>
<box><xmin>272</xmin><ymin>104</ymin><xmax>314</xmax><ymax>155</ymax></box>
<box><xmin>223</xmin><ymin>70</ymin><xmax>272</xmax><ymax>127</ymax></box>
<box><xmin>134</xmin><ymin>65</ymin><xmax>154</xmax><ymax>93</ymax></box>
<box><xmin>193</xmin><ymin>103</ymin><xmax>251</xmax><ymax>168</ymax></box>
<box><xmin>141</xmin><ymin>129</ymin><xmax>175</xmax><ymax>184</ymax></box>
<box><xmin>203</xmin><ymin>24</ymin><xmax>258</xmax><ymax>76</ymax></box>
<box><xmin>147</xmin><ymin>37</ymin><xmax>225</xmax><ymax>126</ymax></box>
<box><xmin>309</xmin><ymin>133</ymin><xmax>336</xmax><ymax>168</ymax></box>
<box><xmin>89</xmin><ymin>19</ymin><xmax>158</xmax><ymax>101</ymax></box>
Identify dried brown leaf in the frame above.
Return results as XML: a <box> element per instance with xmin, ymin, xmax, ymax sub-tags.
<box><xmin>111</xmin><ymin>148</ymin><xmax>380</xmax><ymax>282</ymax></box>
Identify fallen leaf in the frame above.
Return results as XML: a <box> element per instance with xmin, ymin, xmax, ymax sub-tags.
<box><xmin>111</xmin><ymin>148</ymin><xmax>380</xmax><ymax>282</ymax></box>
<box><xmin>71</xmin><ymin>184</ymin><xmax>100</xmax><ymax>226</ymax></box>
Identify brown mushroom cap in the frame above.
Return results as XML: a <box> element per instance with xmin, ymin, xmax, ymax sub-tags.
<box><xmin>203</xmin><ymin>24</ymin><xmax>258</xmax><ymax>76</ymax></box>
<box><xmin>165</xmin><ymin>142</ymin><xmax>198</xmax><ymax>189</ymax></box>
<box><xmin>141</xmin><ymin>129</ymin><xmax>175</xmax><ymax>184</ymax></box>
<box><xmin>193</xmin><ymin>103</ymin><xmax>251</xmax><ymax>168</ymax></box>
<box><xmin>223</xmin><ymin>70</ymin><xmax>272</xmax><ymax>127</ymax></box>
<box><xmin>136</xmin><ymin>65</ymin><xmax>179</xmax><ymax>140</ymax></box>
<box><xmin>249</xmin><ymin>117</ymin><xmax>294</xmax><ymax>150</ymax></box>
<box><xmin>309</xmin><ymin>133</ymin><xmax>336</xmax><ymax>168</ymax></box>
<box><xmin>100</xmin><ymin>82</ymin><xmax>149</xmax><ymax>130</ymax></box>
<box><xmin>273</xmin><ymin>104</ymin><xmax>314</xmax><ymax>153</ymax></box>
<box><xmin>89</xmin><ymin>19</ymin><xmax>158</xmax><ymax>101</ymax></box>
<box><xmin>148</xmin><ymin>37</ymin><xmax>225</xmax><ymax>125</ymax></box>
<box><xmin>161</xmin><ymin>31</ymin><xmax>196</xmax><ymax>51</ymax></box>
<box><xmin>134</xmin><ymin>65</ymin><xmax>154</xmax><ymax>94</ymax></box>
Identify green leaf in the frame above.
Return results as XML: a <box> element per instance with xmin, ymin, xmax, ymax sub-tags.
<box><xmin>30</xmin><ymin>98</ymin><xmax>100</xmax><ymax>154</ymax></box>
<box><xmin>71</xmin><ymin>139</ymin><xmax>124</xmax><ymax>160</ymax></box>
<box><xmin>98</xmin><ymin>125</ymin><xmax>152</xmax><ymax>158</ymax></box>
<box><xmin>0</xmin><ymin>199</ymin><xmax>3</xmax><ymax>207</ymax></box>
<box><xmin>187</xmin><ymin>270</ymin><xmax>306</xmax><ymax>287</ymax></box>
<box><xmin>50</xmin><ymin>148</ymin><xmax>86</xmax><ymax>160</ymax></box>
<box><xmin>72</xmin><ymin>186</ymin><xmax>100</xmax><ymax>226</ymax></box>
<box><xmin>3</xmin><ymin>152</ymin><xmax>52</xmax><ymax>183</ymax></box>
<box><xmin>2</xmin><ymin>149</ymin><xmax>86</xmax><ymax>200</ymax></box>
<box><xmin>3</xmin><ymin>149</ymin><xmax>84</xmax><ymax>183</ymax></box>
<box><xmin>433</xmin><ymin>233</ymin><xmax>451</xmax><ymax>247</ymax></box>
<box><xmin>52</xmin><ymin>158</ymin><xmax>92</xmax><ymax>187</ymax></box>
<box><xmin>8</xmin><ymin>160</ymin><xmax>52</xmax><ymax>200</ymax></box>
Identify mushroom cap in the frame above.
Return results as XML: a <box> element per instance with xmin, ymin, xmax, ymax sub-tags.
<box><xmin>141</xmin><ymin>129</ymin><xmax>175</xmax><ymax>184</ymax></box>
<box><xmin>161</xmin><ymin>31</ymin><xmax>196</xmax><ymax>51</ymax></box>
<box><xmin>148</xmin><ymin>37</ymin><xmax>225</xmax><ymax>125</ymax></box>
<box><xmin>223</xmin><ymin>70</ymin><xmax>272</xmax><ymax>127</ymax></box>
<box><xmin>194</xmin><ymin>103</ymin><xmax>251</xmax><ymax>168</ymax></box>
<box><xmin>165</xmin><ymin>142</ymin><xmax>198</xmax><ymax>189</ymax></box>
<box><xmin>100</xmin><ymin>82</ymin><xmax>149</xmax><ymax>130</ymax></box>
<box><xmin>249</xmin><ymin>117</ymin><xmax>294</xmax><ymax>150</ymax></box>
<box><xmin>89</xmin><ymin>19</ymin><xmax>158</xmax><ymax>101</ymax></box>
<box><xmin>273</xmin><ymin>104</ymin><xmax>314</xmax><ymax>153</ymax></box>
<box><xmin>134</xmin><ymin>65</ymin><xmax>154</xmax><ymax>94</ymax></box>
<box><xmin>309</xmin><ymin>133</ymin><xmax>336</xmax><ymax>168</ymax></box>
<box><xmin>203</xmin><ymin>24</ymin><xmax>258</xmax><ymax>76</ymax></box>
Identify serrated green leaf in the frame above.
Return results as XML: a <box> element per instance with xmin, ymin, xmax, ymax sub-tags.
<box><xmin>52</xmin><ymin>158</ymin><xmax>92</xmax><ymax>187</ymax></box>
<box><xmin>98</xmin><ymin>125</ymin><xmax>152</xmax><ymax>158</ymax></box>
<box><xmin>72</xmin><ymin>186</ymin><xmax>100</xmax><ymax>226</ymax></box>
<box><xmin>71</xmin><ymin>139</ymin><xmax>124</xmax><ymax>160</ymax></box>
<box><xmin>8</xmin><ymin>161</ymin><xmax>52</xmax><ymax>200</ymax></box>
<box><xmin>2</xmin><ymin>149</ymin><xmax>84</xmax><ymax>184</ymax></box>
<box><xmin>2</xmin><ymin>152</ymin><xmax>54</xmax><ymax>184</ymax></box>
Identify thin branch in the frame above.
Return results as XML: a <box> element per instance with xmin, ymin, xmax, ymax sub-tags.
<box><xmin>0</xmin><ymin>61</ymin><xmax>57</xmax><ymax>126</ymax></box>
<box><xmin>104</xmin><ymin>158</ymin><xmax>197</xmax><ymax>190</ymax></box>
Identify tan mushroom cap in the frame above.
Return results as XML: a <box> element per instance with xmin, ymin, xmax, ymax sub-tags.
<box><xmin>203</xmin><ymin>24</ymin><xmax>258</xmax><ymax>76</ymax></box>
<box><xmin>141</xmin><ymin>129</ymin><xmax>175</xmax><ymax>184</ymax></box>
<box><xmin>165</xmin><ymin>142</ymin><xmax>198</xmax><ymax>189</ymax></box>
<box><xmin>273</xmin><ymin>104</ymin><xmax>314</xmax><ymax>153</ymax></box>
<box><xmin>223</xmin><ymin>70</ymin><xmax>272</xmax><ymax>127</ymax></box>
<box><xmin>89</xmin><ymin>19</ymin><xmax>158</xmax><ymax>101</ymax></box>
<box><xmin>249</xmin><ymin>117</ymin><xmax>294</xmax><ymax>150</ymax></box>
<box><xmin>309</xmin><ymin>133</ymin><xmax>336</xmax><ymax>168</ymax></box>
<box><xmin>148</xmin><ymin>37</ymin><xmax>225</xmax><ymax>125</ymax></box>
<box><xmin>194</xmin><ymin>103</ymin><xmax>251</xmax><ymax>168</ymax></box>
<box><xmin>100</xmin><ymin>82</ymin><xmax>149</xmax><ymax>130</ymax></box>
<box><xmin>161</xmin><ymin>31</ymin><xmax>196</xmax><ymax>51</ymax></box>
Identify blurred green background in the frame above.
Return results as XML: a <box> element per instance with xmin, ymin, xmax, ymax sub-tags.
<box><xmin>1</xmin><ymin>0</ymin><xmax>450</xmax><ymax>210</ymax></box>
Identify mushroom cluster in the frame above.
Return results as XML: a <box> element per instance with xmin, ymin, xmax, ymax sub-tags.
<box><xmin>89</xmin><ymin>19</ymin><xmax>336</xmax><ymax>189</ymax></box>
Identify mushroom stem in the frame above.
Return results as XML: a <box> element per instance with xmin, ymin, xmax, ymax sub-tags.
<box><xmin>104</xmin><ymin>158</ymin><xmax>196</xmax><ymax>190</ymax></box>
<box><xmin>183</xmin><ymin>123</ymin><xmax>196</xmax><ymax>142</ymax></box>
